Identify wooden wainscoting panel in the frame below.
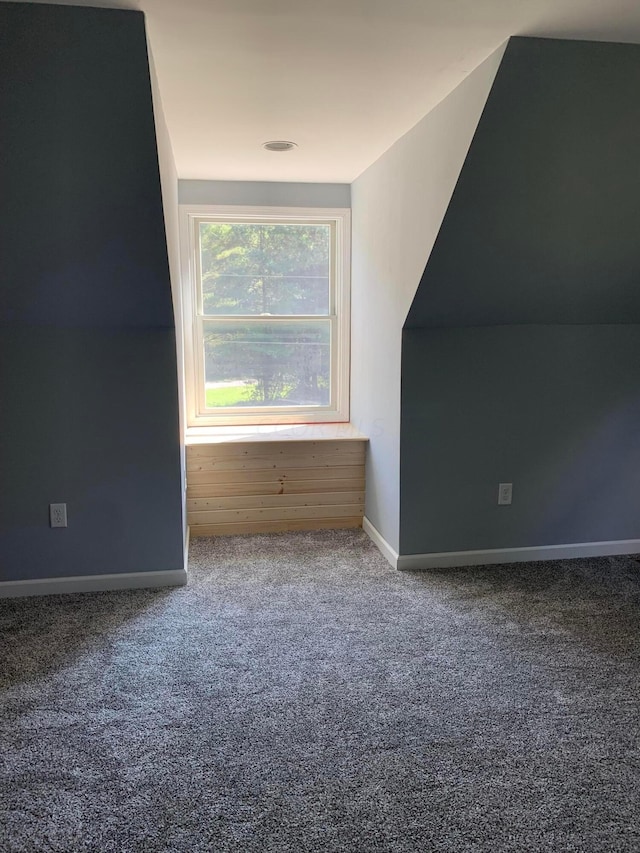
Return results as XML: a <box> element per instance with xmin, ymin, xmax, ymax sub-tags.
<box><xmin>188</xmin><ymin>491</ymin><xmax>364</xmax><ymax>512</ymax></box>
<box><xmin>190</xmin><ymin>517</ymin><xmax>364</xmax><ymax>538</ymax></box>
<box><xmin>186</xmin><ymin>437</ymin><xmax>367</xmax><ymax>537</ymax></box>
<box><xmin>187</xmin><ymin>439</ymin><xmax>365</xmax><ymax>459</ymax></box>
<box><xmin>187</xmin><ymin>477</ymin><xmax>365</xmax><ymax>499</ymax></box>
<box><xmin>186</xmin><ymin>465</ymin><xmax>364</xmax><ymax>486</ymax></box>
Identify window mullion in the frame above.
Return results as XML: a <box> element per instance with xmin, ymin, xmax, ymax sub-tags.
<box><xmin>199</xmin><ymin>314</ymin><xmax>333</xmax><ymax>323</ymax></box>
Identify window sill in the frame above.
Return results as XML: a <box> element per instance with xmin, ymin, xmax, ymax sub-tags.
<box><xmin>185</xmin><ymin>422</ymin><xmax>368</xmax><ymax>445</ymax></box>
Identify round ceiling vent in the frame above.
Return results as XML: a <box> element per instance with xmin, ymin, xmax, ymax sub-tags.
<box><xmin>263</xmin><ymin>140</ymin><xmax>298</xmax><ymax>152</ymax></box>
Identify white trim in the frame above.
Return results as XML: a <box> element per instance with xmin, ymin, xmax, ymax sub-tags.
<box><xmin>363</xmin><ymin>516</ymin><xmax>399</xmax><ymax>569</ymax></box>
<box><xmin>186</xmin><ymin>422</ymin><xmax>367</xmax><ymax>444</ymax></box>
<box><xmin>0</xmin><ymin>568</ymin><xmax>188</xmax><ymax>599</ymax></box>
<box><xmin>184</xmin><ymin>524</ymin><xmax>191</xmax><ymax>569</ymax></box>
<box><xmin>362</xmin><ymin>517</ymin><xmax>640</xmax><ymax>571</ymax></box>
<box><xmin>396</xmin><ymin>539</ymin><xmax>640</xmax><ymax>571</ymax></box>
<box><xmin>178</xmin><ymin>204</ymin><xmax>351</xmax><ymax>427</ymax></box>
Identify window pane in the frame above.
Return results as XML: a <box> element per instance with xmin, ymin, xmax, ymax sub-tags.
<box><xmin>199</xmin><ymin>222</ymin><xmax>330</xmax><ymax>316</ymax></box>
<box><xmin>203</xmin><ymin>321</ymin><xmax>331</xmax><ymax>408</ymax></box>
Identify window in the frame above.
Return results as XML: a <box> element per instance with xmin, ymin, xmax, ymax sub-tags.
<box><xmin>180</xmin><ymin>206</ymin><xmax>350</xmax><ymax>427</ymax></box>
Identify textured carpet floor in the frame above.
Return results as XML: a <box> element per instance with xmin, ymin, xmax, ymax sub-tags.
<box><xmin>2</xmin><ymin>530</ymin><xmax>640</xmax><ymax>852</ymax></box>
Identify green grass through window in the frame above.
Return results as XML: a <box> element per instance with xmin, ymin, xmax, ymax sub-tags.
<box><xmin>205</xmin><ymin>384</ymin><xmax>253</xmax><ymax>407</ymax></box>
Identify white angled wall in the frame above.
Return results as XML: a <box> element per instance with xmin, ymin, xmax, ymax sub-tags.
<box><xmin>350</xmin><ymin>45</ymin><xmax>506</xmax><ymax>552</ymax></box>
<box><xmin>149</xmin><ymin>45</ymin><xmax>188</xmax><ymax>553</ymax></box>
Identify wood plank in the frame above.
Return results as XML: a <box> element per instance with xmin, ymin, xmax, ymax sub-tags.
<box><xmin>187</xmin><ymin>477</ymin><xmax>365</xmax><ymax>498</ymax></box>
<box><xmin>186</xmin><ymin>450</ymin><xmax>365</xmax><ymax>473</ymax></box>
<box><xmin>187</xmin><ymin>440</ymin><xmax>367</xmax><ymax>459</ymax></box>
<box><xmin>186</xmin><ymin>437</ymin><xmax>366</xmax><ymax>537</ymax></box>
<box><xmin>189</xmin><ymin>517</ymin><xmax>363</xmax><ymax>537</ymax></box>
<box><xmin>187</xmin><ymin>465</ymin><xmax>364</xmax><ymax>485</ymax></box>
<box><xmin>187</xmin><ymin>491</ymin><xmax>364</xmax><ymax>512</ymax></box>
<box><xmin>189</xmin><ymin>503</ymin><xmax>363</xmax><ymax>525</ymax></box>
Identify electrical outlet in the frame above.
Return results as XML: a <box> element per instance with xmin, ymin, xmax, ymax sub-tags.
<box><xmin>498</xmin><ymin>483</ymin><xmax>513</xmax><ymax>506</ymax></box>
<box><xmin>50</xmin><ymin>503</ymin><xmax>68</xmax><ymax>528</ymax></box>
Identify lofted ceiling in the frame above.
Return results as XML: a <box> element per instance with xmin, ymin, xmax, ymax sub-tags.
<box><xmin>6</xmin><ymin>0</ymin><xmax>640</xmax><ymax>181</ymax></box>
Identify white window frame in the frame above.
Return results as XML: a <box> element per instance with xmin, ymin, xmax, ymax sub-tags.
<box><xmin>179</xmin><ymin>205</ymin><xmax>351</xmax><ymax>427</ymax></box>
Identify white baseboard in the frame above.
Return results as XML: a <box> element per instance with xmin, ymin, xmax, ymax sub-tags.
<box><xmin>398</xmin><ymin>539</ymin><xmax>640</xmax><ymax>570</ymax></box>
<box><xmin>362</xmin><ymin>516</ymin><xmax>399</xmax><ymax>569</ymax></box>
<box><xmin>362</xmin><ymin>517</ymin><xmax>640</xmax><ymax>571</ymax></box>
<box><xmin>0</xmin><ymin>567</ymin><xmax>188</xmax><ymax>599</ymax></box>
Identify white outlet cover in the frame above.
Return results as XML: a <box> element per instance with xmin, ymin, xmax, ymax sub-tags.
<box><xmin>50</xmin><ymin>503</ymin><xmax>68</xmax><ymax>528</ymax></box>
<box><xmin>498</xmin><ymin>483</ymin><xmax>513</xmax><ymax>506</ymax></box>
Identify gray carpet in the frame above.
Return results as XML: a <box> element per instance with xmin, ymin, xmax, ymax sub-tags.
<box><xmin>2</xmin><ymin>529</ymin><xmax>640</xmax><ymax>852</ymax></box>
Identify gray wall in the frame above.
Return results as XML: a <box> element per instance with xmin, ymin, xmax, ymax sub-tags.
<box><xmin>401</xmin><ymin>326</ymin><xmax>640</xmax><ymax>553</ymax></box>
<box><xmin>0</xmin><ymin>3</ymin><xmax>183</xmax><ymax>581</ymax></box>
<box><xmin>406</xmin><ymin>37</ymin><xmax>640</xmax><ymax>328</ymax></box>
<box><xmin>401</xmin><ymin>37</ymin><xmax>640</xmax><ymax>555</ymax></box>
<box><xmin>179</xmin><ymin>180</ymin><xmax>350</xmax><ymax>208</ymax></box>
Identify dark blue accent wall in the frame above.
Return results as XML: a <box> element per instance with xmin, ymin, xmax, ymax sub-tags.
<box><xmin>0</xmin><ymin>2</ymin><xmax>183</xmax><ymax>581</ymax></box>
<box><xmin>406</xmin><ymin>37</ymin><xmax>640</xmax><ymax>329</ymax></box>
<box><xmin>401</xmin><ymin>326</ymin><xmax>640</xmax><ymax>554</ymax></box>
<box><xmin>401</xmin><ymin>37</ymin><xmax>640</xmax><ymax>556</ymax></box>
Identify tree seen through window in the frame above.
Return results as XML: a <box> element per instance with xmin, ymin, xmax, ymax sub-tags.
<box><xmin>200</xmin><ymin>222</ymin><xmax>332</xmax><ymax>407</ymax></box>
